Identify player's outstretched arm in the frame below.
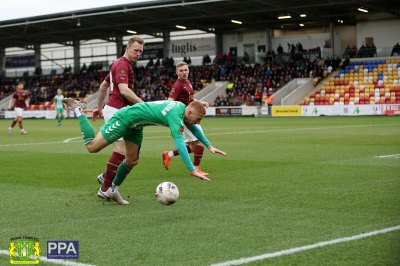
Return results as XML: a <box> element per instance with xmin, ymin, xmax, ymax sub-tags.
<box><xmin>173</xmin><ymin>137</ymin><xmax>211</xmax><ymax>182</ymax></box>
<box><xmin>190</xmin><ymin>169</ymin><xmax>211</xmax><ymax>181</ymax></box>
<box><xmin>208</xmin><ymin>146</ymin><xmax>227</xmax><ymax>156</ymax></box>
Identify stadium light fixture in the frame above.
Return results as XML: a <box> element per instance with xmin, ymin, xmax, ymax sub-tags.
<box><xmin>358</xmin><ymin>7</ymin><xmax>368</xmax><ymax>13</ymax></box>
<box><xmin>299</xmin><ymin>23</ymin><xmax>304</xmax><ymax>27</ymax></box>
<box><xmin>337</xmin><ymin>19</ymin><xmax>344</xmax><ymax>23</ymax></box>
<box><xmin>127</xmin><ymin>30</ymin><xmax>137</xmax><ymax>34</ymax></box>
<box><xmin>300</xmin><ymin>14</ymin><xmax>307</xmax><ymax>17</ymax></box>
<box><xmin>231</xmin><ymin>19</ymin><xmax>242</xmax><ymax>25</ymax></box>
<box><xmin>278</xmin><ymin>15</ymin><xmax>291</xmax><ymax>19</ymax></box>
<box><xmin>176</xmin><ymin>25</ymin><xmax>187</xmax><ymax>29</ymax></box>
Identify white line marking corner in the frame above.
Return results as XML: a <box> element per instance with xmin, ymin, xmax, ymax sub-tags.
<box><xmin>210</xmin><ymin>225</ymin><xmax>400</xmax><ymax>266</ymax></box>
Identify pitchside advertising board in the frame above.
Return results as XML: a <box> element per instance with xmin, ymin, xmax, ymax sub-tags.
<box><xmin>271</xmin><ymin>104</ymin><xmax>400</xmax><ymax>116</ymax></box>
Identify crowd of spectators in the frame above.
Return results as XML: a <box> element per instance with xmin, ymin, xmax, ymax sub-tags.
<box><xmin>1</xmin><ymin>55</ymin><xmax>328</xmax><ymax>110</ymax></box>
<box><xmin>213</xmin><ymin>58</ymin><xmax>325</xmax><ymax>106</ymax></box>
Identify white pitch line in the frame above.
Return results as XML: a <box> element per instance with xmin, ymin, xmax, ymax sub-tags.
<box><xmin>63</xmin><ymin>136</ymin><xmax>82</xmax><ymax>143</ymax></box>
<box><xmin>0</xmin><ymin>250</ymin><xmax>96</xmax><ymax>266</ymax></box>
<box><xmin>210</xmin><ymin>225</ymin><xmax>400</xmax><ymax>266</ymax></box>
<box><xmin>375</xmin><ymin>154</ymin><xmax>400</xmax><ymax>158</ymax></box>
<box><xmin>0</xmin><ymin>123</ymin><xmax>398</xmax><ymax>148</ymax></box>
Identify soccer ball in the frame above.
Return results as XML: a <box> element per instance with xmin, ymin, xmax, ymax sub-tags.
<box><xmin>155</xmin><ymin>182</ymin><xmax>179</xmax><ymax>205</ymax></box>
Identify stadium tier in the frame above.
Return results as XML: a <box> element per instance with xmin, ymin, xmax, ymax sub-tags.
<box><xmin>301</xmin><ymin>59</ymin><xmax>400</xmax><ymax>105</ymax></box>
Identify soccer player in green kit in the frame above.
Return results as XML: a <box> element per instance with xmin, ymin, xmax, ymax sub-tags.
<box><xmin>63</xmin><ymin>98</ymin><xmax>227</xmax><ymax>205</ymax></box>
<box><xmin>53</xmin><ymin>88</ymin><xmax>66</xmax><ymax>126</ymax></box>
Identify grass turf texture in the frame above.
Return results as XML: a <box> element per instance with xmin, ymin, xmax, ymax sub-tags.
<box><xmin>0</xmin><ymin>116</ymin><xmax>399</xmax><ymax>266</ymax></box>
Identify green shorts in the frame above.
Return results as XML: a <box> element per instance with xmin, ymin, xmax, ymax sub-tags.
<box><xmin>100</xmin><ymin>116</ymin><xmax>143</xmax><ymax>146</ymax></box>
<box><xmin>56</xmin><ymin>108</ymin><xmax>64</xmax><ymax>114</ymax></box>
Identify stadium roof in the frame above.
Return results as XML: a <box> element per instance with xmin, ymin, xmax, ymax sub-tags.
<box><xmin>1</xmin><ymin>0</ymin><xmax>398</xmax><ymax>48</ymax></box>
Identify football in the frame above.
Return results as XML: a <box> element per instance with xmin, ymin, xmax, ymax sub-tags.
<box><xmin>155</xmin><ymin>182</ymin><xmax>180</xmax><ymax>205</ymax></box>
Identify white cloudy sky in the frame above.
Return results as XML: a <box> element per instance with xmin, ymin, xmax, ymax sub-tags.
<box><xmin>1</xmin><ymin>0</ymin><xmax>155</xmax><ymax>22</ymax></box>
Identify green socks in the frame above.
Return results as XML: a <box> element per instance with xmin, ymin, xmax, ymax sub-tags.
<box><xmin>78</xmin><ymin>115</ymin><xmax>96</xmax><ymax>145</ymax></box>
<box><xmin>113</xmin><ymin>160</ymin><xmax>132</xmax><ymax>186</ymax></box>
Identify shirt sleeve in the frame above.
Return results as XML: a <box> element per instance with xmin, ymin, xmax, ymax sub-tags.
<box><xmin>173</xmin><ymin>137</ymin><xmax>195</xmax><ymax>172</ymax></box>
<box><xmin>105</xmin><ymin>73</ymin><xmax>110</xmax><ymax>83</ymax></box>
<box><xmin>169</xmin><ymin>81</ymin><xmax>182</xmax><ymax>100</ymax></box>
<box><xmin>188</xmin><ymin>124</ymin><xmax>211</xmax><ymax>147</ymax></box>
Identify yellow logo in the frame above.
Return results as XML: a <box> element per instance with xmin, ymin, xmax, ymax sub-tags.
<box><xmin>9</xmin><ymin>237</ymin><xmax>40</xmax><ymax>264</ymax></box>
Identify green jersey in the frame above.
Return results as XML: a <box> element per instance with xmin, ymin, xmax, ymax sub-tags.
<box><xmin>102</xmin><ymin>100</ymin><xmax>211</xmax><ymax>172</ymax></box>
<box><xmin>54</xmin><ymin>95</ymin><xmax>64</xmax><ymax>109</ymax></box>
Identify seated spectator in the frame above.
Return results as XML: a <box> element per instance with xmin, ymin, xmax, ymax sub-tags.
<box><xmin>391</xmin><ymin>42</ymin><xmax>400</xmax><ymax>56</ymax></box>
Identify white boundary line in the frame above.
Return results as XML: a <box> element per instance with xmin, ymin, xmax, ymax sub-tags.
<box><xmin>210</xmin><ymin>225</ymin><xmax>400</xmax><ymax>266</ymax></box>
<box><xmin>0</xmin><ymin>123</ymin><xmax>398</xmax><ymax>148</ymax></box>
<box><xmin>375</xmin><ymin>154</ymin><xmax>400</xmax><ymax>158</ymax></box>
<box><xmin>0</xmin><ymin>250</ymin><xmax>96</xmax><ymax>266</ymax></box>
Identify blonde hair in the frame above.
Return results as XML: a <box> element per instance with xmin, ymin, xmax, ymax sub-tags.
<box><xmin>188</xmin><ymin>101</ymin><xmax>205</xmax><ymax>115</ymax></box>
<box><xmin>127</xmin><ymin>36</ymin><xmax>144</xmax><ymax>47</ymax></box>
<box><xmin>176</xmin><ymin>61</ymin><xmax>188</xmax><ymax>69</ymax></box>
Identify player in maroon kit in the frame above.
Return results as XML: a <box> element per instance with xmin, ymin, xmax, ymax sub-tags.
<box><xmin>8</xmin><ymin>82</ymin><xmax>29</xmax><ymax>135</ymax></box>
<box><xmin>162</xmin><ymin>62</ymin><xmax>210</xmax><ymax>176</ymax></box>
<box><xmin>91</xmin><ymin>36</ymin><xmax>144</xmax><ymax>204</ymax></box>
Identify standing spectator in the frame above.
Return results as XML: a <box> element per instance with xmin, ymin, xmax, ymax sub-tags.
<box><xmin>8</xmin><ymin>82</ymin><xmax>29</xmax><ymax>135</ymax></box>
<box><xmin>267</xmin><ymin>92</ymin><xmax>274</xmax><ymax>116</ymax></box>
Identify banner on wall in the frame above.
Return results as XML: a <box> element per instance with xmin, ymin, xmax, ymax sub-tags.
<box><xmin>215</xmin><ymin>107</ymin><xmax>242</xmax><ymax>116</ymax></box>
<box><xmin>5</xmin><ymin>54</ymin><xmax>35</xmax><ymax>68</ymax></box>
<box><xmin>141</xmin><ymin>42</ymin><xmax>164</xmax><ymax>60</ymax></box>
<box><xmin>170</xmin><ymin>38</ymin><xmax>215</xmax><ymax>57</ymax></box>
<box><xmin>272</xmin><ymin>106</ymin><xmax>302</xmax><ymax>116</ymax></box>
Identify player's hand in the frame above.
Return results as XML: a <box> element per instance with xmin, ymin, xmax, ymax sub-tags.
<box><xmin>190</xmin><ymin>169</ymin><xmax>211</xmax><ymax>181</ymax></box>
<box><xmin>92</xmin><ymin>107</ymin><xmax>103</xmax><ymax>122</ymax></box>
<box><xmin>208</xmin><ymin>146</ymin><xmax>227</xmax><ymax>156</ymax></box>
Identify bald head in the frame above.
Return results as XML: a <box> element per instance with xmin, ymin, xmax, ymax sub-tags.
<box><xmin>184</xmin><ymin>101</ymin><xmax>206</xmax><ymax>126</ymax></box>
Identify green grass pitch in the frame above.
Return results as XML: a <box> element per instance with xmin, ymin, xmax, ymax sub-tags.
<box><xmin>0</xmin><ymin>116</ymin><xmax>399</xmax><ymax>266</ymax></box>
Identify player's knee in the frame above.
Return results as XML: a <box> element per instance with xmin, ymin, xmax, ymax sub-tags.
<box><xmin>86</xmin><ymin>144</ymin><xmax>101</xmax><ymax>153</ymax></box>
<box><xmin>125</xmin><ymin>158</ymin><xmax>139</xmax><ymax>168</ymax></box>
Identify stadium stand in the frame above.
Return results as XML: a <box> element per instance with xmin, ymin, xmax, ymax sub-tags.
<box><xmin>300</xmin><ymin>59</ymin><xmax>400</xmax><ymax>106</ymax></box>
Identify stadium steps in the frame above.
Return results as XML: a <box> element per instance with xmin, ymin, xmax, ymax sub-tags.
<box><xmin>0</xmin><ymin>94</ymin><xmax>13</xmax><ymax>111</ymax></box>
<box><xmin>296</xmin><ymin>70</ymin><xmax>340</xmax><ymax>105</ymax></box>
<box><xmin>194</xmin><ymin>81</ymin><xmax>228</xmax><ymax>104</ymax></box>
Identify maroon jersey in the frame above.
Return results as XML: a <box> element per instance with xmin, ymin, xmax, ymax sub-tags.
<box><xmin>105</xmin><ymin>56</ymin><xmax>134</xmax><ymax>109</ymax></box>
<box><xmin>169</xmin><ymin>79</ymin><xmax>194</xmax><ymax>106</ymax></box>
<box><xmin>13</xmin><ymin>91</ymin><xmax>29</xmax><ymax>108</ymax></box>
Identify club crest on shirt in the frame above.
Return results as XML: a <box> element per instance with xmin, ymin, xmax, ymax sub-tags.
<box><xmin>119</xmin><ymin>69</ymin><xmax>126</xmax><ymax>76</ymax></box>
<box><xmin>179</xmin><ymin>126</ymin><xmax>184</xmax><ymax>134</ymax></box>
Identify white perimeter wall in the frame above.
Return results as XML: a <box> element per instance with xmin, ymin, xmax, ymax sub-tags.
<box><xmin>357</xmin><ymin>19</ymin><xmax>400</xmax><ymax>48</ymax></box>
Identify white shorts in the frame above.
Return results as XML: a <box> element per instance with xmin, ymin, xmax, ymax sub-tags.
<box><xmin>14</xmin><ymin>107</ymin><xmax>24</xmax><ymax>117</ymax></box>
<box><xmin>183</xmin><ymin>124</ymin><xmax>202</xmax><ymax>143</ymax></box>
<box><xmin>103</xmin><ymin>105</ymin><xmax>123</xmax><ymax>141</ymax></box>
<box><xmin>103</xmin><ymin>105</ymin><xmax>119</xmax><ymax>123</ymax></box>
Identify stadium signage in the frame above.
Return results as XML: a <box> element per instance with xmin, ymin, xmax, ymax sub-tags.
<box><xmin>141</xmin><ymin>42</ymin><xmax>164</xmax><ymax>60</ymax></box>
<box><xmin>170</xmin><ymin>38</ymin><xmax>215</xmax><ymax>57</ymax></box>
<box><xmin>215</xmin><ymin>107</ymin><xmax>242</xmax><ymax>116</ymax></box>
<box><xmin>47</xmin><ymin>241</ymin><xmax>79</xmax><ymax>259</ymax></box>
<box><xmin>5</xmin><ymin>55</ymin><xmax>35</xmax><ymax>68</ymax></box>
<box><xmin>272</xmin><ymin>106</ymin><xmax>302</xmax><ymax>116</ymax></box>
